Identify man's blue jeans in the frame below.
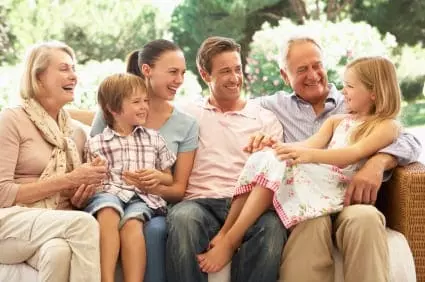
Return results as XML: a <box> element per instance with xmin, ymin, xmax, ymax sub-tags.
<box><xmin>144</xmin><ymin>216</ymin><xmax>167</xmax><ymax>282</ymax></box>
<box><xmin>166</xmin><ymin>198</ymin><xmax>287</xmax><ymax>282</ymax></box>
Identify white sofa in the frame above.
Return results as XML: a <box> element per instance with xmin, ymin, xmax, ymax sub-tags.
<box><xmin>0</xmin><ymin>228</ymin><xmax>416</xmax><ymax>282</ymax></box>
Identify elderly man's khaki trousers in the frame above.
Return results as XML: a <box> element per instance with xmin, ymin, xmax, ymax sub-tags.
<box><xmin>0</xmin><ymin>206</ymin><xmax>100</xmax><ymax>282</ymax></box>
<box><xmin>279</xmin><ymin>205</ymin><xmax>389</xmax><ymax>282</ymax></box>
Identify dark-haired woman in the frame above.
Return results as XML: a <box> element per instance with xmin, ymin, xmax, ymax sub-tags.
<box><xmin>90</xmin><ymin>39</ymin><xmax>199</xmax><ymax>282</ymax></box>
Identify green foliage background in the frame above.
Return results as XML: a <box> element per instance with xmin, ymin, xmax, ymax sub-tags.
<box><xmin>0</xmin><ymin>0</ymin><xmax>424</xmax><ymax>126</ymax></box>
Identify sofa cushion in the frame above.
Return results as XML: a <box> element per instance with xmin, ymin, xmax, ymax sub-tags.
<box><xmin>208</xmin><ymin>228</ymin><xmax>416</xmax><ymax>282</ymax></box>
<box><xmin>0</xmin><ymin>228</ymin><xmax>416</xmax><ymax>282</ymax></box>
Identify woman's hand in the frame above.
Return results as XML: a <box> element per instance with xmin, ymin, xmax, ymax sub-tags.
<box><xmin>273</xmin><ymin>143</ymin><xmax>315</xmax><ymax>164</ymax></box>
<box><xmin>243</xmin><ymin>132</ymin><xmax>277</xmax><ymax>153</ymax></box>
<box><xmin>69</xmin><ymin>184</ymin><xmax>97</xmax><ymax>209</ymax></box>
<box><xmin>66</xmin><ymin>156</ymin><xmax>107</xmax><ymax>187</ymax></box>
<box><xmin>122</xmin><ymin>169</ymin><xmax>163</xmax><ymax>194</ymax></box>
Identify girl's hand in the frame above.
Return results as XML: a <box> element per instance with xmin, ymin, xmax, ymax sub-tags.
<box><xmin>273</xmin><ymin>143</ymin><xmax>315</xmax><ymax>164</ymax></box>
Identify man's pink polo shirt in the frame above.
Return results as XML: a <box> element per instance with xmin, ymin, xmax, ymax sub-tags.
<box><xmin>181</xmin><ymin>98</ymin><xmax>283</xmax><ymax>200</ymax></box>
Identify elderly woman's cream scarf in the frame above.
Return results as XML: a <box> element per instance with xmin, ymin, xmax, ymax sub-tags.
<box><xmin>19</xmin><ymin>98</ymin><xmax>82</xmax><ymax>209</ymax></box>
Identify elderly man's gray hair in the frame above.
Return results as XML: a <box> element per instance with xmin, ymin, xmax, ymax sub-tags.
<box><xmin>279</xmin><ymin>32</ymin><xmax>323</xmax><ymax>70</ymax></box>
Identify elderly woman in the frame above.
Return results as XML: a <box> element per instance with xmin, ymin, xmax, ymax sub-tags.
<box><xmin>0</xmin><ymin>41</ymin><xmax>107</xmax><ymax>282</ymax></box>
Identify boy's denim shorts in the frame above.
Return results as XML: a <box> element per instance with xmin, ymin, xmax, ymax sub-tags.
<box><xmin>85</xmin><ymin>192</ymin><xmax>154</xmax><ymax>229</ymax></box>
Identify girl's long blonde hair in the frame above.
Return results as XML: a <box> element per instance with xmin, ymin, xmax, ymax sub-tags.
<box><xmin>347</xmin><ymin>56</ymin><xmax>401</xmax><ymax>143</ymax></box>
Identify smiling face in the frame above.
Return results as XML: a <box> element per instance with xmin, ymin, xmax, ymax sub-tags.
<box><xmin>36</xmin><ymin>49</ymin><xmax>77</xmax><ymax>108</ymax></box>
<box><xmin>280</xmin><ymin>41</ymin><xmax>328</xmax><ymax>105</ymax></box>
<box><xmin>142</xmin><ymin>50</ymin><xmax>186</xmax><ymax>100</ymax></box>
<box><xmin>201</xmin><ymin>51</ymin><xmax>243</xmax><ymax>103</ymax></box>
<box><xmin>342</xmin><ymin>68</ymin><xmax>376</xmax><ymax>116</ymax></box>
<box><xmin>112</xmin><ymin>87</ymin><xmax>149</xmax><ymax>134</ymax></box>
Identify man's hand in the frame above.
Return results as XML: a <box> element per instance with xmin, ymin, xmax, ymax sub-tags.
<box><xmin>344</xmin><ymin>164</ymin><xmax>384</xmax><ymax>206</ymax></box>
<box><xmin>243</xmin><ymin>132</ymin><xmax>277</xmax><ymax>153</ymax></box>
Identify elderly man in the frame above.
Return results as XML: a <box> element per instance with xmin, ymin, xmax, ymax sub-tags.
<box><xmin>251</xmin><ymin>34</ymin><xmax>421</xmax><ymax>282</ymax></box>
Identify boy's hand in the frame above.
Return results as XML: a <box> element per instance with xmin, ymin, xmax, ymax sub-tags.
<box><xmin>122</xmin><ymin>169</ymin><xmax>162</xmax><ymax>192</ymax></box>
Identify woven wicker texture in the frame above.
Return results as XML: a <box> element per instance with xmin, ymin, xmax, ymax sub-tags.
<box><xmin>378</xmin><ymin>162</ymin><xmax>425</xmax><ymax>282</ymax></box>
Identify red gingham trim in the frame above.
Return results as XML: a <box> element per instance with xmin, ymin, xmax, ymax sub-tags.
<box><xmin>234</xmin><ymin>174</ymin><xmax>281</xmax><ymax>197</ymax></box>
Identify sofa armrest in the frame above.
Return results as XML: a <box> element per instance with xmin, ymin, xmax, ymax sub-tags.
<box><xmin>378</xmin><ymin>162</ymin><xmax>425</xmax><ymax>282</ymax></box>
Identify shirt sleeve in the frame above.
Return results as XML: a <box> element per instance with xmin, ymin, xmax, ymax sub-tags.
<box><xmin>156</xmin><ymin>135</ymin><xmax>177</xmax><ymax>171</ymax></box>
<box><xmin>0</xmin><ymin>110</ymin><xmax>21</xmax><ymax>207</ymax></box>
<box><xmin>261</xmin><ymin>109</ymin><xmax>284</xmax><ymax>142</ymax></box>
<box><xmin>90</xmin><ymin>108</ymin><xmax>107</xmax><ymax>137</ymax></box>
<box><xmin>378</xmin><ymin>129</ymin><xmax>422</xmax><ymax>166</ymax></box>
<box><xmin>178</xmin><ymin>119</ymin><xmax>199</xmax><ymax>153</ymax></box>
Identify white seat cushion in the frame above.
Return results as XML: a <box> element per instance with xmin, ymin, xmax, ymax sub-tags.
<box><xmin>0</xmin><ymin>228</ymin><xmax>415</xmax><ymax>282</ymax></box>
<box><xmin>208</xmin><ymin>228</ymin><xmax>417</xmax><ymax>282</ymax></box>
<box><xmin>0</xmin><ymin>262</ymin><xmax>38</xmax><ymax>282</ymax></box>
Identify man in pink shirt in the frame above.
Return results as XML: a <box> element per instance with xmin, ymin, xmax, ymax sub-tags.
<box><xmin>166</xmin><ymin>37</ymin><xmax>285</xmax><ymax>282</ymax></box>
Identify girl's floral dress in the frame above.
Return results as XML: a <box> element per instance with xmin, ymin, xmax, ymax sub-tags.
<box><xmin>235</xmin><ymin>117</ymin><xmax>363</xmax><ymax>228</ymax></box>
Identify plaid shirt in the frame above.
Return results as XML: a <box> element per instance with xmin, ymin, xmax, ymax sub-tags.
<box><xmin>85</xmin><ymin>126</ymin><xmax>176</xmax><ymax>210</ymax></box>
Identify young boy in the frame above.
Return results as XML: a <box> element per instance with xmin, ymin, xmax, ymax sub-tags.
<box><xmin>84</xmin><ymin>73</ymin><xmax>176</xmax><ymax>282</ymax></box>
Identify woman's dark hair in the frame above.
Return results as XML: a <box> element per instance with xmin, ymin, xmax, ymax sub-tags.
<box><xmin>125</xmin><ymin>50</ymin><xmax>141</xmax><ymax>77</ymax></box>
<box><xmin>125</xmin><ymin>39</ymin><xmax>181</xmax><ymax>79</ymax></box>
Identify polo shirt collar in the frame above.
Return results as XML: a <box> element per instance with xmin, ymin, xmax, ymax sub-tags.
<box><xmin>201</xmin><ymin>97</ymin><xmax>256</xmax><ymax>119</ymax></box>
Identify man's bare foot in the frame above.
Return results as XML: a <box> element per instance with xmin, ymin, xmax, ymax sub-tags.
<box><xmin>197</xmin><ymin>236</ymin><xmax>236</xmax><ymax>273</ymax></box>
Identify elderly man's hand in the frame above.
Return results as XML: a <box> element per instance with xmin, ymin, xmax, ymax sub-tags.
<box><xmin>243</xmin><ymin>132</ymin><xmax>277</xmax><ymax>153</ymax></box>
<box><xmin>344</xmin><ymin>164</ymin><xmax>384</xmax><ymax>206</ymax></box>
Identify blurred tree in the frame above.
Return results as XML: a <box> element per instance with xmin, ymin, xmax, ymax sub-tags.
<box><xmin>172</xmin><ymin>0</ymin><xmax>424</xmax><ymax>85</ymax></box>
<box><xmin>170</xmin><ymin>0</ymin><xmax>374</xmax><ymax>85</ymax></box>
<box><xmin>171</xmin><ymin>0</ymin><xmax>295</xmax><ymax>84</ymax></box>
<box><xmin>400</xmin><ymin>75</ymin><xmax>425</xmax><ymax>103</ymax></box>
<box><xmin>62</xmin><ymin>1</ymin><xmax>165</xmax><ymax>63</ymax></box>
<box><xmin>0</xmin><ymin>5</ymin><xmax>16</xmax><ymax>65</ymax></box>
<box><xmin>351</xmin><ymin>0</ymin><xmax>425</xmax><ymax>46</ymax></box>
<box><xmin>1</xmin><ymin>0</ymin><xmax>165</xmax><ymax>64</ymax></box>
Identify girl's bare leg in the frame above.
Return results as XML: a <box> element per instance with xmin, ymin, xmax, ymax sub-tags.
<box><xmin>198</xmin><ymin>185</ymin><xmax>274</xmax><ymax>273</ymax></box>
<box><xmin>208</xmin><ymin>192</ymin><xmax>250</xmax><ymax>249</ymax></box>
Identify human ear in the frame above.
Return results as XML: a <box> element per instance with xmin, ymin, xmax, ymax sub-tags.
<box><xmin>199</xmin><ymin>68</ymin><xmax>211</xmax><ymax>83</ymax></box>
<box><xmin>107</xmin><ymin>105</ymin><xmax>119</xmax><ymax>117</ymax></box>
<box><xmin>280</xmin><ymin>68</ymin><xmax>290</xmax><ymax>85</ymax></box>
<box><xmin>141</xmin><ymin>64</ymin><xmax>152</xmax><ymax>78</ymax></box>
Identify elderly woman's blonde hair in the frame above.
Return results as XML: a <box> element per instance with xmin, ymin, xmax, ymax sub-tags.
<box><xmin>20</xmin><ymin>41</ymin><xmax>76</xmax><ymax>100</ymax></box>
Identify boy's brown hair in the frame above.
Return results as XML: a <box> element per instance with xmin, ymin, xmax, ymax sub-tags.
<box><xmin>196</xmin><ymin>36</ymin><xmax>241</xmax><ymax>75</ymax></box>
<box><xmin>97</xmin><ymin>73</ymin><xmax>147</xmax><ymax>128</ymax></box>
